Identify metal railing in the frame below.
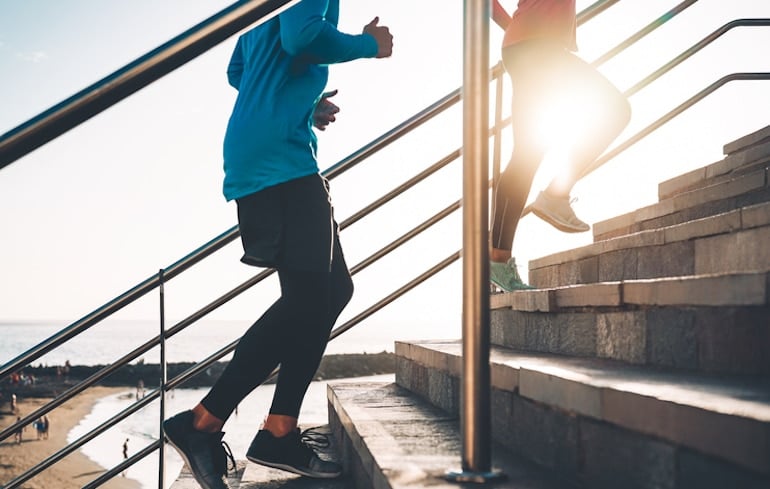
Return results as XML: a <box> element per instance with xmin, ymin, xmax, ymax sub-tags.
<box><xmin>2</xmin><ymin>0</ymin><xmax>769</xmax><ymax>487</ymax></box>
<box><xmin>0</xmin><ymin>0</ymin><xmax>299</xmax><ymax>169</ymax></box>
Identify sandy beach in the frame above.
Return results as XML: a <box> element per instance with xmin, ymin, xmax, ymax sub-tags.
<box><xmin>0</xmin><ymin>386</ymin><xmax>142</xmax><ymax>489</ymax></box>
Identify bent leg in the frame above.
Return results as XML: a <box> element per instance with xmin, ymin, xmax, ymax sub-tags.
<box><xmin>269</xmin><ymin>237</ymin><xmax>353</xmax><ymax>418</ymax></box>
<box><xmin>491</xmin><ymin>44</ymin><xmax>550</xmax><ymax>254</ymax></box>
<box><xmin>544</xmin><ymin>51</ymin><xmax>631</xmax><ymax>197</ymax></box>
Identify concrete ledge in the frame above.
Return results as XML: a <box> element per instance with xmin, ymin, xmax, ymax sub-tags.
<box><xmin>555</xmin><ymin>282</ymin><xmax>622</xmax><ymax>308</ymax></box>
<box><xmin>491</xmin><ymin>288</ymin><xmax>555</xmax><ymax>311</ymax></box>
<box><xmin>658</xmin><ymin>166</ymin><xmax>709</xmax><ymax>201</ymax></box>
<box><xmin>623</xmin><ymin>272</ymin><xmax>768</xmax><ymax>307</ymax></box>
<box><xmin>594</xmin><ymin>169</ymin><xmax>767</xmax><ymax>240</ymax></box>
<box><xmin>657</xmin><ymin>125</ymin><xmax>770</xmax><ymax>201</ymax></box>
<box><xmin>395</xmin><ymin>341</ymin><xmax>770</xmax><ymax>477</ymax></box>
<box><xmin>534</xmin><ymin>210</ymin><xmax>737</xmax><ymax>270</ymax></box>
<box><xmin>724</xmin><ymin>124</ymin><xmax>770</xmax><ymax>155</ymax></box>
<box><xmin>170</xmin><ymin>461</ymin><xmax>245</xmax><ymax>489</ymax></box>
<box><xmin>497</xmin><ymin>272</ymin><xmax>769</xmax><ymax>311</ymax></box>
<box><xmin>328</xmin><ymin>381</ymin><xmax>578</xmax><ymax>489</ymax></box>
<box><xmin>695</xmin><ymin>225</ymin><xmax>770</xmax><ymax>276</ymax></box>
<box><xmin>529</xmin><ymin>207</ymin><xmax>770</xmax><ymax>287</ymax></box>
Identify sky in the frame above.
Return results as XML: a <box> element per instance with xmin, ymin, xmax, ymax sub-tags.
<box><xmin>1</xmin><ymin>0</ymin><xmax>770</xmax><ymax>343</ymax></box>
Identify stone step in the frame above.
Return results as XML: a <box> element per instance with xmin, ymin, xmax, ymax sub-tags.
<box><xmin>529</xmin><ymin>201</ymin><xmax>770</xmax><ymax>287</ymax></box>
<box><xmin>593</xmin><ymin>167</ymin><xmax>769</xmax><ymax>242</ymax></box>
<box><xmin>170</xmin><ymin>461</ymin><xmax>246</xmax><ymax>489</ymax></box>
<box><xmin>502</xmin><ymin>271</ymin><xmax>770</xmax><ymax>312</ymax></box>
<box><xmin>327</xmin><ymin>378</ymin><xmax>580</xmax><ymax>489</ymax></box>
<box><xmin>724</xmin><ymin>124</ymin><xmax>770</xmax><ymax>157</ymax></box>
<box><xmin>658</xmin><ymin>125</ymin><xmax>770</xmax><ymax>201</ymax></box>
<box><xmin>394</xmin><ymin>340</ymin><xmax>770</xmax><ymax>489</ymax></box>
<box><xmin>489</xmin><ymin>272</ymin><xmax>770</xmax><ymax>375</ymax></box>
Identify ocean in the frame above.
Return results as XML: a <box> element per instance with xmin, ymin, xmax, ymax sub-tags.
<box><xmin>0</xmin><ymin>318</ymin><xmax>460</xmax><ymax>367</ymax></box>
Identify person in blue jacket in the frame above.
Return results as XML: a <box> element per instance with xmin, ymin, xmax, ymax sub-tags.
<box><xmin>163</xmin><ymin>2</ymin><xmax>393</xmax><ymax>488</ymax></box>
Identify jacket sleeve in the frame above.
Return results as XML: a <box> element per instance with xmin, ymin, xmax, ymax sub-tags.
<box><xmin>279</xmin><ymin>0</ymin><xmax>378</xmax><ymax>64</ymax></box>
<box><xmin>227</xmin><ymin>37</ymin><xmax>244</xmax><ymax>89</ymax></box>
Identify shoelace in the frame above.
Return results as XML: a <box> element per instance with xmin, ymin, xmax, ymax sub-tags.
<box><xmin>213</xmin><ymin>439</ymin><xmax>237</xmax><ymax>475</ymax></box>
<box><xmin>299</xmin><ymin>426</ymin><xmax>331</xmax><ymax>450</ymax></box>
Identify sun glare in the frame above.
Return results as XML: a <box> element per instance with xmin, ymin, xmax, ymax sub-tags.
<box><xmin>532</xmin><ymin>93</ymin><xmax>585</xmax><ymax>150</ymax></box>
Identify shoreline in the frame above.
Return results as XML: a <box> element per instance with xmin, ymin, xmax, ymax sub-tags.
<box><xmin>6</xmin><ymin>351</ymin><xmax>396</xmax><ymax>398</ymax></box>
<box><xmin>0</xmin><ymin>386</ymin><xmax>141</xmax><ymax>489</ymax></box>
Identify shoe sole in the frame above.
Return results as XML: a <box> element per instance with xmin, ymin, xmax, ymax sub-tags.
<box><xmin>489</xmin><ymin>277</ymin><xmax>513</xmax><ymax>293</ymax></box>
<box><xmin>246</xmin><ymin>454</ymin><xmax>341</xmax><ymax>479</ymax></box>
<box><xmin>489</xmin><ymin>277</ymin><xmax>534</xmax><ymax>292</ymax></box>
<box><xmin>165</xmin><ymin>429</ymin><xmax>228</xmax><ymax>489</ymax></box>
<box><xmin>531</xmin><ymin>207</ymin><xmax>590</xmax><ymax>233</ymax></box>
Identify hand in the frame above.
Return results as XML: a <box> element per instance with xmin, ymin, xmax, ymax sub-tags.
<box><xmin>312</xmin><ymin>89</ymin><xmax>340</xmax><ymax>131</ymax></box>
<box><xmin>363</xmin><ymin>17</ymin><xmax>393</xmax><ymax>58</ymax></box>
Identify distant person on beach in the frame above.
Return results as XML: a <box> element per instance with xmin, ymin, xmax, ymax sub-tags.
<box><xmin>13</xmin><ymin>416</ymin><xmax>23</xmax><ymax>444</ymax></box>
<box><xmin>42</xmin><ymin>415</ymin><xmax>49</xmax><ymax>440</ymax></box>
<box><xmin>162</xmin><ymin>2</ymin><xmax>393</xmax><ymax>489</ymax></box>
<box><xmin>489</xmin><ymin>0</ymin><xmax>630</xmax><ymax>291</ymax></box>
<box><xmin>10</xmin><ymin>393</ymin><xmax>17</xmax><ymax>413</ymax></box>
<box><xmin>136</xmin><ymin>379</ymin><xmax>145</xmax><ymax>400</ymax></box>
<box><xmin>35</xmin><ymin>417</ymin><xmax>44</xmax><ymax>440</ymax></box>
<box><xmin>122</xmin><ymin>438</ymin><xmax>129</xmax><ymax>476</ymax></box>
<box><xmin>62</xmin><ymin>360</ymin><xmax>71</xmax><ymax>381</ymax></box>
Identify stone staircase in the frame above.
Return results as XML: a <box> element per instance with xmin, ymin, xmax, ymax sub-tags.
<box><xmin>172</xmin><ymin>125</ymin><xmax>770</xmax><ymax>488</ymax></box>
<box><xmin>326</xmin><ymin>125</ymin><xmax>770</xmax><ymax>488</ymax></box>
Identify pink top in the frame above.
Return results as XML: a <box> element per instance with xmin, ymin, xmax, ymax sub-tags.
<box><xmin>500</xmin><ymin>0</ymin><xmax>577</xmax><ymax>51</ymax></box>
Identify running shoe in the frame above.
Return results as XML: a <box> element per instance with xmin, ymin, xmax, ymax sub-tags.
<box><xmin>163</xmin><ymin>411</ymin><xmax>234</xmax><ymax>489</ymax></box>
<box><xmin>246</xmin><ymin>427</ymin><xmax>342</xmax><ymax>479</ymax></box>
<box><xmin>527</xmin><ymin>191</ymin><xmax>590</xmax><ymax>233</ymax></box>
<box><xmin>490</xmin><ymin>257</ymin><xmax>534</xmax><ymax>292</ymax></box>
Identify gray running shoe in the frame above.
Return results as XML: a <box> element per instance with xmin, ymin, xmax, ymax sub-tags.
<box><xmin>163</xmin><ymin>411</ymin><xmax>234</xmax><ymax>489</ymax></box>
<box><xmin>490</xmin><ymin>257</ymin><xmax>534</xmax><ymax>292</ymax></box>
<box><xmin>529</xmin><ymin>191</ymin><xmax>590</xmax><ymax>233</ymax></box>
<box><xmin>247</xmin><ymin>427</ymin><xmax>342</xmax><ymax>479</ymax></box>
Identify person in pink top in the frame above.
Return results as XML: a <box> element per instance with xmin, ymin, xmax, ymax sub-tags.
<box><xmin>489</xmin><ymin>0</ymin><xmax>631</xmax><ymax>291</ymax></box>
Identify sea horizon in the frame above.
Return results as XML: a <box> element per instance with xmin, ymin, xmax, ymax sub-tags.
<box><xmin>0</xmin><ymin>318</ymin><xmax>459</xmax><ymax>368</ymax></box>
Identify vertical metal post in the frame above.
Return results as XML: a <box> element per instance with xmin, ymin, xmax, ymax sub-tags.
<box><xmin>158</xmin><ymin>269</ymin><xmax>167</xmax><ymax>489</ymax></box>
<box><xmin>446</xmin><ymin>0</ymin><xmax>505</xmax><ymax>483</ymax></box>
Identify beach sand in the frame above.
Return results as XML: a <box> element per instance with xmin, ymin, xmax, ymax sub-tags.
<box><xmin>0</xmin><ymin>386</ymin><xmax>141</xmax><ymax>489</ymax></box>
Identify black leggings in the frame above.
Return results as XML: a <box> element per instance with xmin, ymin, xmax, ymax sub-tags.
<box><xmin>200</xmin><ymin>238</ymin><xmax>353</xmax><ymax>420</ymax></box>
<box><xmin>491</xmin><ymin>40</ymin><xmax>630</xmax><ymax>251</ymax></box>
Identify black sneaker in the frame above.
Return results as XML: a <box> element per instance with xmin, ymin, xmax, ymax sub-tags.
<box><xmin>163</xmin><ymin>410</ymin><xmax>235</xmax><ymax>489</ymax></box>
<box><xmin>246</xmin><ymin>427</ymin><xmax>342</xmax><ymax>479</ymax></box>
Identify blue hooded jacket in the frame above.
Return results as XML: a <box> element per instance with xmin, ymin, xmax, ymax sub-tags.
<box><xmin>222</xmin><ymin>0</ymin><xmax>378</xmax><ymax>201</ymax></box>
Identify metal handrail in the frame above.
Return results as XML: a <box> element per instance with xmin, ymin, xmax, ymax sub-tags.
<box><xmin>581</xmin><ymin>72</ymin><xmax>770</xmax><ymax>179</ymax></box>
<box><xmin>3</xmin><ymin>0</ymin><xmax>769</xmax><ymax>486</ymax></box>
<box><xmin>0</xmin><ymin>0</ymin><xmax>299</xmax><ymax>169</ymax></box>
<box><xmin>577</xmin><ymin>18</ymin><xmax>770</xmax><ymax>180</ymax></box>
<box><xmin>591</xmin><ymin>0</ymin><xmax>699</xmax><ymax>67</ymax></box>
<box><xmin>623</xmin><ymin>18</ymin><xmax>770</xmax><ymax>98</ymax></box>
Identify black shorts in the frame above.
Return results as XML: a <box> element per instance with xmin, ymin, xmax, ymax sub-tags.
<box><xmin>236</xmin><ymin>173</ymin><xmax>337</xmax><ymax>272</ymax></box>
